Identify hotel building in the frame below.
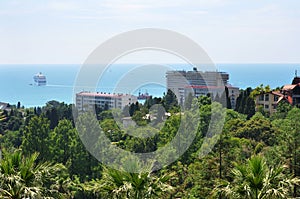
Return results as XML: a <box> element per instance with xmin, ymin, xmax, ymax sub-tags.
<box><xmin>76</xmin><ymin>91</ymin><xmax>138</xmax><ymax>111</ymax></box>
<box><xmin>166</xmin><ymin>67</ymin><xmax>239</xmax><ymax>108</ymax></box>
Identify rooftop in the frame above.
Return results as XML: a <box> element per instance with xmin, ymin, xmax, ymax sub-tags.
<box><xmin>271</xmin><ymin>90</ymin><xmax>284</xmax><ymax>97</ymax></box>
<box><xmin>185</xmin><ymin>84</ymin><xmax>238</xmax><ymax>89</ymax></box>
<box><xmin>0</xmin><ymin>102</ymin><xmax>9</xmax><ymax>110</ymax></box>
<box><xmin>76</xmin><ymin>91</ymin><xmax>132</xmax><ymax>98</ymax></box>
<box><xmin>282</xmin><ymin>84</ymin><xmax>298</xmax><ymax>91</ymax></box>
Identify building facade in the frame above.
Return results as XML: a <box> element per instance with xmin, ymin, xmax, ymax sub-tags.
<box><xmin>255</xmin><ymin>91</ymin><xmax>285</xmax><ymax>114</ymax></box>
<box><xmin>76</xmin><ymin>91</ymin><xmax>138</xmax><ymax>111</ymax></box>
<box><xmin>227</xmin><ymin>85</ymin><xmax>240</xmax><ymax>110</ymax></box>
<box><xmin>166</xmin><ymin>67</ymin><xmax>239</xmax><ymax>108</ymax></box>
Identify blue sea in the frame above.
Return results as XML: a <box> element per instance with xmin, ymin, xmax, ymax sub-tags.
<box><xmin>0</xmin><ymin>63</ymin><xmax>299</xmax><ymax>107</ymax></box>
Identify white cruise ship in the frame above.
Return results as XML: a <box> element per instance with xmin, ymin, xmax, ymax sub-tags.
<box><xmin>33</xmin><ymin>72</ymin><xmax>46</xmax><ymax>86</ymax></box>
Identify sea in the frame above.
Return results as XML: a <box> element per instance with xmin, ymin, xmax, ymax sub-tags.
<box><xmin>0</xmin><ymin>63</ymin><xmax>299</xmax><ymax>108</ymax></box>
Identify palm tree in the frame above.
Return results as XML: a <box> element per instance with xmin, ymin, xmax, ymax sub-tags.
<box><xmin>0</xmin><ymin>149</ymin><xmax>74</xmax><ymax>198</ymax></box>
<box><xmin>84</xmin><ymin>162</ymin><xmax>174</xmax><ymax>199</ymax></box>
<box><xmin>213</xmin><ymin>155</ymin><xmax>300</xmax><ymax>199</ymax></box>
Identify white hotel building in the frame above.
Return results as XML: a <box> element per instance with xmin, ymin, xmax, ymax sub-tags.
<box><xmin>166</xmin><ymin>68</ymin><xmax>239</xmax><ymax>109</ymax></box>
<box><xmin>76</xmin><ymin>91</ymin><xmax>138</xmax><ymax>111</ymax></box>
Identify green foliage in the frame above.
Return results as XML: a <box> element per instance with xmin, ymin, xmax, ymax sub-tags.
<box><xmin>42</xmin><ymin>100</ymin><xmax>73</xmax><ymax>128</ymax></box>
<box><xmin>144</xmin><ymin>97</ymin><xmax>163</xmax><ymax>110</ymax></box>
<box><xmin>0</xmin><ymin>109</ymin><xmax>23</xmax><ymax>134</ymax></box>
<box><xmin>235</xmin><ymin>88</ymin><xmax>256</xmax><ymax>118</ymax></box>
<box><xmin>271</xmin><ymin>101</ymin><xmax>293</xmax><ymax>120</ymax></box>
<box><xmin>225</xmin><ymin>86</ymin><xmax>232</xmax><ymax>109</ymax></box>
<box><xmin>213</xmin><ymin>155</ymin><xmax>300</xmax><ymax>199</ymax></box>
<box><xmin>83</xmin><ymin>162</ymin><xmax>174</xmax><ymax>199</ymax></box>
<box><xmin>123</xmin><ymin>126</ymin><xmax>159</xmax><ymax>153</ymax></box>
<box><xmin>250</xmin><ymin>84</ymin><xmax>271</xmax><ymax>98</ymax></box>
<box><xmin>272</xmin><ymin>108</ymin><xmax>300</xmax><ymax>196</ymax></box>
<box><xmin>184</xmin><ymin>92</ymin><xmax>194</xmax><ymax>110</ymax></box>
<box><xmin>0</xmin><ymin>130</ymin><xmax>22</xmax><ymax>150</ymax></box>
<box><xmin>132</xmin><ymin>110</ymin><xmax>148</xmax><ymax>126</ymax></box>
<box><xmin>234</xmin><ymin>113</ymin><xmax>276</xmax><ymax>145</ymax></box>
<box><xmin>2</xmin><ymin>99</ymin><xmax>300</xmax><ymax>198</ymax></box>
<box><xmin>0</xmin><ymin>149</ymin><xmax>75</xmax><ymax>198</ymax></box>
<box><xmin>163</xmin><ymin>89</ymin><xmax>179</xmax><ymax>111</ymax></box>
<box><xmin>22</xmin><ymin>116</ymin><xmax>51</xmax><ymax>162</ymax></box>
<box><xmin>101</xmin><ymin>118</ymin><xmax>124</xmax><ymax>142</ymax></box>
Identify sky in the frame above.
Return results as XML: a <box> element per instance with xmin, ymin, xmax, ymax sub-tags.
<box><xmin>0</xmin><ymin>0</ymin><xmax>299</xmax><ymax>64</ymax></box>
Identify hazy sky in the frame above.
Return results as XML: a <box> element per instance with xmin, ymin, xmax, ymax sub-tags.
<box><xmin>0</xmin><ymin>0</ymin><xmax>299</xmax><ymax>64</ymax></box>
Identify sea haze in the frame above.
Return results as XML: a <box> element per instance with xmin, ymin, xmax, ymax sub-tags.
<box><xmin>0</xmin><ymin>63</ymin><xmax>299</xmax><ymax>107</ymax></box>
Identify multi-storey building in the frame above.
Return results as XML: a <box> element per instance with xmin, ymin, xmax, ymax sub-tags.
<box><xmin>166</xmin><ymin>67</ymin><xmax>239</xmax><ymax>108</ymax></box>
<box><xmin>76</xmin><ymin>91</ymin><xmax>137</xmax><ymax>111</ymax></box>
<box><xmin>227</xmin><ymin>85</ymin><xmax>240</xmax><ymax>109</ymax></box>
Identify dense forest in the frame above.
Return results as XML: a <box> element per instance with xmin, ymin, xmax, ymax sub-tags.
<box><xmin>0</xmin><ymin>87</ymin><xmax>299</xmax><ymax>198</ymax></box>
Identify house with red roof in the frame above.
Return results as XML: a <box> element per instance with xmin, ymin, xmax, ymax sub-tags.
<box><xmin>255</xmin><ymin>91</ymin><xmax>287</xmax><ymax>114</ymax></box>
<box><xmin>281</xmin><ymin>76</ymin><xmax>300</xmax><ymax>106</ymax></box>
<box><xmin>255</xmin><ymin>75</ymin><xmax>300</xmax><ymax>114</ymax></box>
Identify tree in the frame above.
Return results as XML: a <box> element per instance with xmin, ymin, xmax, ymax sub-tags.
<box><xmin>271</xmin><ymin>101</ymin><xmax>292</xmax><ymax>119</ymax></box>
<box><xmin>22</xmin><ymin>116</ymin><xmax>51</xmax><ymax>162</ymax></box>
<box><xmin>213</xmin><ymin>155</ymin><xmax>300</xmax><ymax>199</ymax></box>
<box><xmin>250</xmin><ymin>84</ymin><xmax>271</xmax><ymax>98</ymax></box>
<box><xmin>144</xmin><ymin>97</ymin><xmax>163</xmax><ymax>110</ymax></box>
<box><xmin>132</xmin><ymin>110</ymin><xmax>148</xmax><ymax>126</ymax></box>
<box><xmin>84</xmin><ymin>162</ymin><xmax>174</xmax><ymax>199</ymax></box>
<box><xmin>235</xmin><ymin>88</ymin><xmax>255</xmax><ymax>119</ymax></box>
<box><xmin>48</xmin><ymin>119</ymin><xmax>78</xmax><ymax>165</ymax></box>
<box><xmin>129</xmin><ymin>103</ymin><xmax>137</xmax><ymax>116</ymax></box>
<box><xmin>234</xmin><ymin>113</ymin><xmax>275</xmax><ymax>146</ymax></box>
<box><xmin>163</xmin><ymin>89</ymin><xmax>178</xmax><ymax>112</ymax></box>
<box><xmin>225</xmin><ymin>86</ymin><xmax>232</xmax><ymax>109</ymax></box>
<box><xmin>124</xmin><ymin>126</ymin><xmax>159</xmax><ymax>153</ymax></box>
<box><xmin>17</xmin><ymin>102</ymin><xmax>21</xmax><ymax>109</ymax></box>
<box><xmin>0</xmin><ymin>149</ymin><xmax>74</xmax><ymax>198</ymax></box>
<box><xmin>0</xmin><ymin>130</ymin><xmax>23</xmax><ymax>150</ymax></box>
<box><xmin>272</xmin><ymin>108</ymin><xmax>300</xmax><ymax>196</ymax></box>
<box><xmin>184</xmin><ymin>92</ymin><xmax>194</xmax><ymax>110</ymax></box>
<box><xmin>45</xmin><ymin>107</ymin><xmax>59</xmax><ymax>129</ymax></box>
<box><xmin>43</xmin><ymin>100</ymin><xmax>73</xmax><ymax>125</ymax></box>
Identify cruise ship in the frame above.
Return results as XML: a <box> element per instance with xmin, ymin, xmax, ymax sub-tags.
<box><xmin>33</xmin><ymin>72</ymin><xmax>46</xmax><ymax>86</ymax></box>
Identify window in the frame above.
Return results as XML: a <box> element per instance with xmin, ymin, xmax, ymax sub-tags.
<box><xmin>274</xmin><ymin>95</ymin><xmax>279</xmax><ymax>102</ymax></box>
<box><xmin>259</xmin><ymin>95</ymin><xmax>264</xmax><ymax>101</ymax></box>
<box><xmin>265</xmin><ymin>104</ymin><xmax>269</xmax><ymax>109</ymax></box>
<box><xmin>265</xmin><ymin>94</ymin><xmax>269</xmax><ymax>101</ymax></box>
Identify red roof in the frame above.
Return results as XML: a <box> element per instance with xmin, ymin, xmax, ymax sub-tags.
<box><xmin>185</xmin><ymin>85</ymin><xmax>225</xmax><ymax>89</ymax></box>
<box><xmin>77</xmin><ymin>92</ymin><xmax>125</xmax><ymax>98</ymax></box>
<box><xmin>271</xmin><ymin>91</ymin><xmax>284</xmax><ymax>97</ymax></box>
<box><xmin>282</xmin><ymin>84</ymin><xmax>297</xmax><ymax>91</ymax></box>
